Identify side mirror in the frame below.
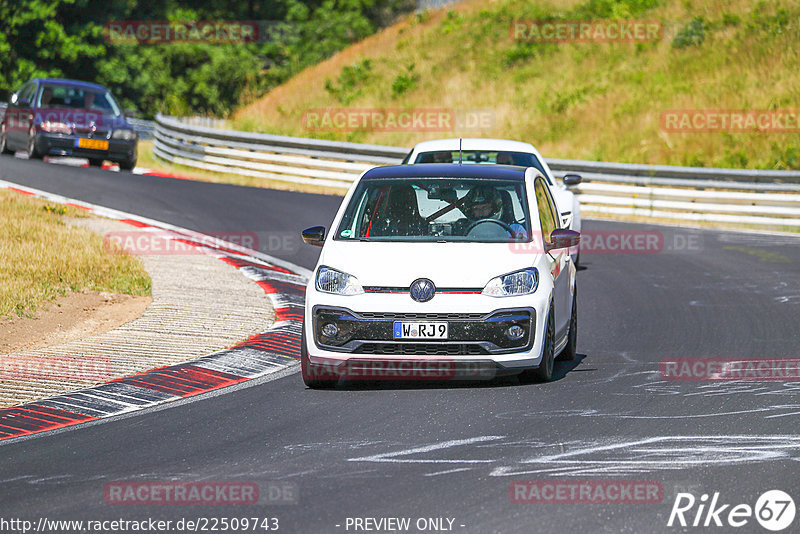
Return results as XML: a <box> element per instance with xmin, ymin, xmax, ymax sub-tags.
<box><xmin>563</xmin><ymin>174</ymin><xmax>582</xmax><ymax>186</ymax></box>
<box><xmin>9</xmin><ymin>93</ymin><xmax>18</xmax><ymax>105</ymax></box>
<box><xmin>546</xmin><ymin>228</ymin><xmax>580</xmax><ymax>252</ymax></box>
<box><xmin>301</xmin><ymin>226</ymin><xmax>326</xmax><ymax>247</ymax></box>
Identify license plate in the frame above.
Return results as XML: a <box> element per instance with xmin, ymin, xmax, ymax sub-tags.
<box><xmin>75</xmin><ymin>138</ymin><xmax>109</xmax><ymax>151</ymax></box>
<box><xmin>393</xmin><ymin>322</ymin><xmax>448</xmax><ymax>339</ymax></box>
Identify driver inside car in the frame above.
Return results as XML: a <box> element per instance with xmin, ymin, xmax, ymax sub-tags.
<box><xmin>456</xmin><ymin>185</ymin><xmax>527</xmax><ymax>239</ymax></box>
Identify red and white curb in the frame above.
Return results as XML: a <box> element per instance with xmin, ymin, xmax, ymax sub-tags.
<box><xmin>0</xmin><ymin>180</ymin><xmax>309</xmax><ymax>440</ymax></box>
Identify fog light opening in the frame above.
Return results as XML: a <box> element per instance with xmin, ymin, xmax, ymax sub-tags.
<box><xmin>321</xmin><ymin>323</ymin><xmax>339</xmax><ymax>338</ymax></box>
<box><xmin>506</xmin><ymin>325</ymin><xmax>525</xmax><ymax>341</ymax></box>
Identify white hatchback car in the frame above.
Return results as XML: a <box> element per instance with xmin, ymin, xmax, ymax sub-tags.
<box><xmin>402</xmin><ymin>138</ymin><xmax>583</xmax><ymax>264</ymax></box>
<box><xmin>300</xmin><ymin>164</ymin><xmax>580</xmax><ymax>388</ymax></box>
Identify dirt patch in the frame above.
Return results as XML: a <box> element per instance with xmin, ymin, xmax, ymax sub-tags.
<box><xmin>0</xmin><ymin>291</ymin><xmax>152</xmax><ymax>354</ymax></box>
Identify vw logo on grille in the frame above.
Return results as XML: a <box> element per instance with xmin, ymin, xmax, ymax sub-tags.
<box><xmin>409</xmin><ymin>278</ymin><xmax>436</xmax><ymax>302</ymax></box>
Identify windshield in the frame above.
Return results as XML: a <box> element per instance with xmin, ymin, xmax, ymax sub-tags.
<box><xmin>413</xmin><ymin>150</ymin><xmax>551</xmax><ymax>183</ymax></box>
<box><xmin>38</xmin><ymin>84</ymin><xmax>121</xmax><ymax>116</ymax></box>
<box><xmin>336</xmin><ymin>178</ymin><xmax>531</xmax><ymax>243</ymax></box>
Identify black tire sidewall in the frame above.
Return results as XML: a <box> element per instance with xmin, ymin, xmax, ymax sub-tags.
<box><xmin>558</xmin><ymin>287</ymin><xmax>578</xmax><ymax>361</ymax></box>
<box><xmin>27</xmin><ymin>129</ymin><xmax>41</xmax><ymax>159</ymax></box>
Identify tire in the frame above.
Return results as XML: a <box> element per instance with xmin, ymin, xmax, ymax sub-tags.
<box><xmin>118</xmin><ymin>145</ymin><xmax>137</xmax><ymax>171</ymax></box>
<box><xmin>558</xmin><ymin>286</ymin><xmax>577</xmax><ymax>361</ymax></box>
<box><xmin>520</xmin><ymin>303</ymin><xmax>555</xmax><ymax>383</ymax></box>
<box><xmin>88</xmin><ymin>158</ymin><xmax>104</xmax><ymax>167</ymax></box>
<box><xmin>0</xmin><ymin>126</ymin><xmax>12</xmax><ymax>155</ymax></box>
<box><xmin>300</xmin><ymin>329</ymin><xmax>335</xmax><ymax>389</ymax></box>
<box><xmin>26</xmin><ymin>128</ymin><xmax>43</xmax><ymax>159</ymax></box>
<box><xmin>118</xmin><ymin>158</ymin><xmax>136</xmax><ymax>171</ymax></box>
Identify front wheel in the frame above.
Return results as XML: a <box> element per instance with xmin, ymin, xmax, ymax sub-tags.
<box><xmin>0</xmin><ymin>126</ymin><xmax>13</xmax><ymax>155</ymax></box>
<box><xmin>118</xmin><ymin>145</ymin><xmax>137</xmax><ymax>171</ymax></box>
<box><xmin>300</xmin><ymin>329</ymin><xmax>335</xmax><ymax>389</ymax></box>
<box><xmin>26</xmin><ymin>129</ymin><xmax>43</xmax><ymax>159</ymax></box>
<box><xmin>118</xmin><ymin>158</ymin><xmax>136</xmax><ymax>171</ymax></box>
<box><xmin>558</xmin><ymin>286</ymin><xmax>577</xmax><ymax>361</ymax></box>
<box><xmin>520</xmin><ymin>304</ymin><xmax>555</xmax><ymax>383</ymax></box>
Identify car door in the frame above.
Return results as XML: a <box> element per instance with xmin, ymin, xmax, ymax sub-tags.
<box><xmin>4</xmin><ymin>85</ymin><xmax>23</xmax><ymax>148</ymax></box>
<box><xmin>534</xmin><ymin>176</ymin><xmax>570</xmax><ymax>340</ymax></box>
<box><xmin>8</xmin><ymin>82</ymin><xmax>37</xmax><ymax>148</ymax></box>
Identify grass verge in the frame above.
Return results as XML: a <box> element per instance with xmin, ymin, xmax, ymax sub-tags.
<box><xmin>0</xmin><ymin>190</ymin><xmax>152</xmax><ymax>318</ymax></box>
<box><xmin>231</xmin><ymin>0</ymin><xmax>800</xmax><ymax>171</ymax></box>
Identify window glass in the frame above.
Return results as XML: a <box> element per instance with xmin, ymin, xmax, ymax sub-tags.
<box><xmin>413</xmin><ymin>150</ymin><xmax>550</xmax><ymax>181</ymax></box>
<box><xmin>336</xmin><ymin>178</ymin><xmax>531</xmax><ymax>242</ymax></box>
<box><xmin>37</xmin><ymin>85</ymin><xmax>121</xmax><ymax>116</ymax></box>
<box><xmin>17</xmin><ymin>83</ymin><xmax>36</xmax><ymax>105</ymax></box>
<box><xmin>534</xmin><ymin>177</ymin><xmax>558</xmax><ymax>242</ymax></box>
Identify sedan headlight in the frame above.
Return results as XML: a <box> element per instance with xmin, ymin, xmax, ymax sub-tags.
<box><xmin>112</xmin><ymin>129</ymin><xmax>137</xmax><ymax>141</ymax></box>
<box><xmin>482</xmin><ymin>268</ymin><xmax>539</xmax><ymax>297</ymax></box>
<box><xmin>40</xmin><ymin>121</ymin><xmax>72</xmax><ymax>134</ymax></box>
<box><xmin>316</xmin><ymin>266</ymin><xmax>364</xmax><ymax>296</ymax></box>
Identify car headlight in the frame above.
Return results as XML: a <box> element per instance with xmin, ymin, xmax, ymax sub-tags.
<box><xmin>316</xmin><ymin>266</ymin><xmax>364</xmax><ymax>296</ymax></box>
<box><xmin>112</xmin><ymin>129</ymin><xmax>137</xmax><ymax>140</ymax></box>
<box><xmin>40</xmin><ymin>121</ymin><xmax>71</xmax><ymax>134</ymax></box>
<box><xmin>482</xmin><ymin>268</ymin><xmax>539</xmax><ymax>297</ymax></box>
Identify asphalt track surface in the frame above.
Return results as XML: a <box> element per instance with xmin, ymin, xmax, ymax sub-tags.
<box><xmin>2</xmin><ymin>155</ymin><xmax>800</xmax><ymax>533</ymax></box>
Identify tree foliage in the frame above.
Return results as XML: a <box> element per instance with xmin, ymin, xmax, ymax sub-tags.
<box><xmin>0</xmin><ymin>0</ymin><xmax>415</xmax><ymax>117</ymax></box>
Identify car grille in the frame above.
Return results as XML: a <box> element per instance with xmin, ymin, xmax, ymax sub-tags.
<box><xmin>74</xmin><ymin>130</ymin><xmax>110</xmax><ymax>139</ymax></box>
<box><xmin>356</xmin><ymin>312</ymin><xmax>486</xmax><ymax>321</ymax></box>
<box><xmin>354</xmin><ymin>343</ymin><xmax>489</xmax><ymax>356</ymax></box>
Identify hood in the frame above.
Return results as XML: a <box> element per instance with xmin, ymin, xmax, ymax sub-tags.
<box><xmin>32</xmin><ymin>108</ymin><xmax>127</xmax><ymax>131</ymax></box>
<box><xmin>319</xmin><ymin>241</ymin><xmax>540</xmax><ymax>288</ymax></box>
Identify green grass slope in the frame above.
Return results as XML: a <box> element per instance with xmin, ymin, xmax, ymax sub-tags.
<box><xmin>232</xmin><ymin>0</ymin><xmax>800</xmax><ymax>170</ymax></box>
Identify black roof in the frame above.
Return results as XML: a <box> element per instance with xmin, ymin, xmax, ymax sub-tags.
<box><xmin>362</xmin><ymin>164</ymin><xmax>528</xmax><ymax>181</ymax></box>
<box><xmin>33</xmin><ymin>78</ymin><xmax>109</xmax><ymax>91</ymax></box>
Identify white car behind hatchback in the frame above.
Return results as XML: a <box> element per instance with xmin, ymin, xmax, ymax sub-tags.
<box><xmin>402</xmin><ymin>138</ymin><xmax>583</xmax><ymax>264</ymax></box>
<box><xmin>300</xmin><ymin>164</ymin><xmax>579</xmax><ymax>388</ymax></box>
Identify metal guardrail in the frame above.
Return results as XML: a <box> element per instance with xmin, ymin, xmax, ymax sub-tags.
<box><xmin>153</xmin><ymin>114</ymin><xmax>800</xmax><ymax>228</ymax></box>
<box><xmin>128</xmin><ymin>118</ymin><xmax>155</xmax><ymax>140</ymax></box>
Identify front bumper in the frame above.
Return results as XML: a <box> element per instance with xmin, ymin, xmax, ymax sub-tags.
<box><xmin>304</xmin><ymin>289</ymin><xmax>551</xmax><ymax>378</ymax></box>
<box><xmin>35</xmin><ymin>133</ymin><xmax>136</xmax><ymax>162</ymax></box>
<box><xmin>312</xmin><ymin>306</ymin><xmax>535</xmax><ymax>355</ymax></box>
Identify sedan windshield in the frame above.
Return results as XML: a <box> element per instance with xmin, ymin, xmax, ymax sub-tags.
<box><xmin>38</xmin><ymin>85</ymin><xmax>122</xmax><ymax>116</ymax></box>
<box><xmin>336</xmin><ymin>178</ymin><xmax>531</xmax><ymax>242</ymax></box>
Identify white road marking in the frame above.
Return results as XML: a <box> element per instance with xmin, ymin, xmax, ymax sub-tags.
<box><xmin>348</xmin><ymin>436</ymin><xmax>505</xmax><ymax>464</ymax></box>
<box><xmin>423</xmin><ymin>467</ymin><xmax>473</xmax><ymax>477</ymax></box>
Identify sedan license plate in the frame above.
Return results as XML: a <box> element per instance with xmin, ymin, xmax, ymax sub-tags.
<box><xmin>393</xmin><ymin>322</ymin><xmax>448</xmax><ymax>339</ymax></box>
<box><xmin>75</xmin><ymin>138</ymin><xmax>109</xmax><ymax>151</ymax></box>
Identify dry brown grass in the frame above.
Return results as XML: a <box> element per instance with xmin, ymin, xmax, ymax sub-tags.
<box><xmin>0</xmin><ymin>190</ymin><xmax>151</xmax><ymax>318</ymax></box>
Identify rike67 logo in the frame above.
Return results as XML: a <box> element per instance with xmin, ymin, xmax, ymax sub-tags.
<box><xmin>668</xmin><ymin>490</ymin><xmax>796</xmax><ymax>531</ymax></box>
